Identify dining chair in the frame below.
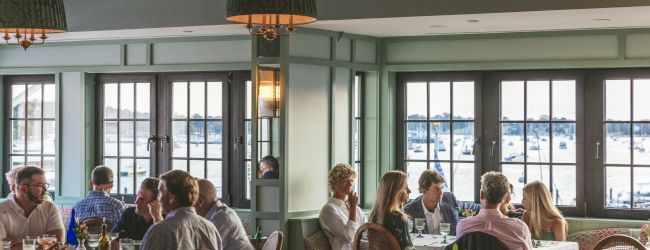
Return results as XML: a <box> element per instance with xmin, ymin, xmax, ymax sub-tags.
<box><xmin>262</xmin><ymin>231</ymin><xmax>283</xmax><ymax>250</ymax></box>
<box><xmin>353</xmin><ymin>223</ymin><xmax>400</xmax><ymax>250</ymax></box>
<box><xmin>594</xmin><ymin>234</ymin><xmax>645</xmax><ymax>250</ymax></box>
<box><xmin>82</xmin><ymin>217</ymin><xmax>112</xmax><ymax>234</ymax></box>
<box><xmin>444</xmin><ymin>231</ymin><xmax>508</xmax><ymax>250</ymax></box>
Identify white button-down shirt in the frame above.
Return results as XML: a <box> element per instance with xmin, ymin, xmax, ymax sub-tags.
<box><xmin>0</xmin><ymin>197</ymin><xmax>64</xmax><ymax>241</ymax></box>
<box><xmin>319</xmin><ymin>197</ymin><xmax>367</xmax><ymax>250</ymax></box>
<box><xmin>421</xmin><ymin>198</ymin><xmax>443</xmax><ymax>234</ymax></box>
<box><xmin>204</xmin><ymin>201</ymin><xmax>254</xmax><ymax>250</ymax></box>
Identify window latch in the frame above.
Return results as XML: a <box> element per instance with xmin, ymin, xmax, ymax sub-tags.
<box><xmin>146</xmin><ymin>135</ymin><xmax>157</xmax><ymax>152</ymax></box>
<box><xmin>159</xmin><ymin>135</ymin><xmax>169</xmax><ymax>152</ymax></box>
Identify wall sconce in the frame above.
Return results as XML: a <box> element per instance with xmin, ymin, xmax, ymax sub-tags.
<box><xmin>258</xmin><ymin>69</ymin><xmax>280</xmax><ymax>117</ymax></box>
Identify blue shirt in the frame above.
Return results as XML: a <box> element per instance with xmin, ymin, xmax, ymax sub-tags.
<box><xmin>72</xmin><ymin>191</ymin><xmax>126</xmax><ymax>225</ymax></box>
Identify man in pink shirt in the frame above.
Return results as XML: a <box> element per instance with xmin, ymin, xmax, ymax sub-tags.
<box><xmin>456</xmin><ymin>172</ymin><xmax>533</xmax><ymax>250</ymax></box>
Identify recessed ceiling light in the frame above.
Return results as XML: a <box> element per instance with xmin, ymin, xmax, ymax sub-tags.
<box><xmin>467</xmin><ymin>19</ymin><xmax>479</xmax><ymax>23</ymax></box>
<box><xmin>593</xmin><ymin>18</ymin><xmax>611</xmax><ymax>21</ymax></box>
<box><xmin>429</xmin><ymin>25</ymin><xmax>447</xmax><ymax>28</ymax></box>
<box><xmin>182</xmin><ymin>30</ymin><xmax>193</xmax><ymax>33</ymax></box>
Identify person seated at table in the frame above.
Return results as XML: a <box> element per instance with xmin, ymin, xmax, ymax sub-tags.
<box><xmin>456</xmin><ymin>171</ymin><xmax>532</xmax><ymax>250</ymax></box>
<box><xmin>5</xmin><ymin>166</ymin><xmax>53</xmax><ymax>202</ymax></box>
<box><xmin>195</xmin><ymin>179</ymin><xmax>254</xmax><ymax>250</ymax></box>
<box><xmin>258</xmin><ymin>155</ymin><xmax>279</xmax><ymax>179</ymax></box>
<box><xmin>404</xmin><ymin>169</ymin><xmax>459</xmax><ymax>236</ymax></box>
<box><xmin>73</xmin><ymin>165</ymin><xmax>126</xmax><ymax>225</ymax></box>
<box><xmin>369</xmin><ymin>171</ymin><xmax>412</xmax><ymax>250</ymax></box>
<box><xmin>141</xmin><ymin>170</ymin><xmax>222</xmax><ymax>250</ymax></box>
<box><xmin>0</xmin><ymin>166</ymin><xmax>65</xmax><ymax>247</ymax></box>
<box><xmin>500</xmin><ymin>183</ymin><xmax>524</xmax><ymax>219</ymax></box>
<box><xmin>319</xmin><ymin>163</ymin><xmax>367</xmax><ymax>250</ymax></box>
<box><xmin>522</xmin><ymin>181</ymin><xmax>567</xmax><ymax>241</ymax></box>
<box><xmin>111</xmin><ymin>177</ymin><xmax>159</xmax><ymax>241</ymax></box>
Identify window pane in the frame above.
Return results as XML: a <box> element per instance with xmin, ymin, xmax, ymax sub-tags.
<box><xmin>527</xmin><ymin>164</ymin><xmax>550</xmax><ymax>189</ymax></box>
<box><xmin>406</xmin><ymin>162</ymin><xmax>427</xmax><ymax>200</ymax></box>
<box><xmin>605</xmin><ymin>79</ymin><xmax>631</xmax><ymax>121</ymax></box>
<box><xmin>43</xmin><ymin>120</ymin><xmax>55</xmax><ymax>155</ymax></box>
<box><xmin>354</xmin><ymin>76</ymin><xmax>361</xmax><ymax>117</ymax></box>
<box><xmin>12</xmin><ymin>120</ymin><xmax>25</xmax><ymax>154</ymax></box>
<box><xmin>354</xmin><ymin>119</ymin><xmax>361</xmax><ymax>161</ymax></box>
<box><xmin>173</xmin><ymin>82</ymin><xmax>188</xmax><ymax>119</ymax></box>
<box><xmin>606</xmin><ymin>166</ymin><xmax>631</xmax><ymax>208</ymax></box>
<box><xmin>43</xmin><ymin>156</ymin><xmax>55</xmax><ymax>192</ymax></box>
<box><xmin>502</xmin><ymin>164</ymin><xmax>525</xmax><ymax>202</ymax></box>
<box><xmin>104</xmin><ymin>158</ymin><xmax>118</xmax><ymax>193</ymax></box>
<box><xmin>433</xmin><ymin>162</ymin><xmax>451</xmax><ymax>192</ymax></box>
<box><xmin>104</xmin><ymin>84</ymin><xmax>118</xmax><ymax>119</ymax></box>
<box><xmin>135</xmin><ymin>159</ymin><xmax>150</xmax><ymax>189</ymax></box>
<box><xmin>526</xmin><ymin>81</ymin><xmax>549</xmax><ymax>121</ymax></box>
<box><xmin>189</xmin><ymin>160</ymin><xmax>205</xmax><ymax>178</ymax></box>
<box><xmin>406</xmin><ymin>82</ymin><xmax>427</xmax><ymax>120</ymax></box>
<box><xmin>634</xmin><ymin>167</ymin><xmax>650</xmax><ymax>209</ymax></box>
<box><xmin>190</xmin><ymin>120</ymin><xmax>205</xmax><ymax>158</ymax></box>
<box><xmin>119</xmin><ymin>159</ymin><xmax>135</xmax><ymax>194</ymax></box>
<box><xmin>207</xmin><ymin>121</ymin><xmax>222</xmax><ymax>159</ymax></box>
<box><xmin>452</xmin><ymin>122</ymin><xmax>474</xmax><ymax>161</ymax></box>
<box><xmin>246</xmin><ymin>81</ymin><xmax>252</xmax><ymax>119</ymax></box>
<box><xmin>246</xmin><ymin>121</ymin><xmax>252</xmax><ymax>160</ymax></box>
<box><xmin>189</xmin><ymin>82</ymin><xmax>205</xmax><ymax>119</ymax></box>
<box><xmin>553</xmin><ymin>165</ymin><xmax>576</xmax><ymax>206</ymax></box>
<box><xmin>207</xmin><ymin>82</ymin><xmax>222</xmax><ymax>119</ymax></box>
<box><xmin>26</xmin><ymin>120</ymin><xmax>42</xmax><ymax>154</ymax></box>
<box><xmin>120</xmin><ymin>83</ymin><xmax>134</xmax><ymax>119</ymax></box>
<box><xmin>453</xmin><ymin>81</ymin><xmax>474</xmax><ymax>120</ymax></box>
<box><xmin>633</xmin><ymin>124</ymin><xmax>650</xmax><ymax>165</ymax></box>
<box><xmin>135</xmin><ymin>121</ymin><xmax>149</xmax><ymax>157</ymax></box>
<box><xmin>259</xmin><ymin>118</ymin><xmax>270</xmax><ymax>141</ymax></box>
<box><xmin>452</xmin><ymin>163</ymin><xmax>474</xmax><ymax>201</ymax></box>
<box><xmin>119</xmin><ymin>121</ymin><xmax>134</xmax><ymax>157</ymax></box>
<box><xmin>246</xmin><ymin>161</ymin><xmax>251</xmax><ymax>200</ymax></box>
<box><xmin>552</xmin><ymin>80</ymin><xmax>576</xmax><ymax>121</ymax></box>
<box><xmin>12</xmin><ymin>85</ymin><xmax>26</xmax><ymax>118</ymax></box>
<box><xmin>173</xmin><ymin>159</ymin><xmax>187</xmax><ymax>171</ymax></box>
<box><xmin>606</xmin><ymin>123</ymin><xmax>630</xmax><ymax>164</ymax></box>
<box><xmin>135</xmin><ymin>83</ymin><xmax>150</xmax><ymax>119</ymax></box>
<box><xmin>429</xmin><ymin>82</ymin><xmax>450</xmax><ymax>120</ymax></box>
<box><xmin>104</xmin><ymin>121</ymin><xmax>118</xmax><ymax>156</ymax></box>
<box><xmin>42</xmin><ymin>84</ymin><xmax>55</xmax><ymax>119</ymax></box>
<box><xmin>172</xmin><ymin>121</ymin><xmax>188</xmax><ymax>158</ymax></box>
<box><xmin>634</xmin><ymin>79</ymin><xmax>650</xmax><ymax>121</ymax></box>
<box><xmin>429</xmin><ymin>122</ymin><xmax>450</xmax><ymax>160</ymax></box>
<box><xmin>501</xmin><ymin>81</ymin><xmax>524</xmax><ymax>121</ymax></box>
<box><xmin>552</xmin><ymin>123</ymin><xmax>576</xmax><ymax>163</ymax></box>
<box><xmin>27</xmin><ymin>84</ymin><xmax>42</xmax><ymax>118</ymax></box>
<box><xmin>406</xmin><ymin>122</ymin><xmax>427</xmax><ymax>160</ymax></box>
<box><xmin>526</xmin><ymin>123</ymin><xmax>550</xmax><ymax>163</ymax></box>
<box><xmin>502</xmin><ymin>123</ymin><xmax>524</xmax><ymax>162</ymax></box>
<box><xmin>26</xmin><ymin>156</ymin><xmax>41</xmax><ymax>168</ymax></box>
<box><xmin>11</xmin><ymin>156</ymin><xmax>25</xmax><ymax>168</ymax></box>
<box><xmin>207</xmin><ymin>161</ymin><xmax>223</xmax><ymax>198</ymax></box>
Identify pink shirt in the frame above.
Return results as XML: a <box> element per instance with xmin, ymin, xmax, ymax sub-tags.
<box><xmin>456</xmin><ymin>208</ymin><xmax>532</xmax><ymax>250</ymax></box>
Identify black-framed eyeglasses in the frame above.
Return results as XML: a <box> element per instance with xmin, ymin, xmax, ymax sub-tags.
<box><xmin>22</xmin><ymin>183</ymin><xmax>50</xmax><ymax>190</ymax></box>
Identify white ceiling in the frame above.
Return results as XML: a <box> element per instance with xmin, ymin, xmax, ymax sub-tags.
<box><xmin>46</xmin><ymin>6</ymin><xmax>650</xmax><ymax>42</ymax></box>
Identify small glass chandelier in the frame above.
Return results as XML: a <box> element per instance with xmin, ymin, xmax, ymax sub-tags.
<box><xmin>0</xmin><ymin>0</ymin><xmax>68</xmax><ymax>50</ymax></box>
<box><xmin>226</xmin><ymin>0</ymin><xmax>317</xmax><ymax>41</ymax></box>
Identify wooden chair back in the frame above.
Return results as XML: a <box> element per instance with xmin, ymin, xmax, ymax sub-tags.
<box><xmin>82</xmin><ymin>217</ymin><xmax>112</xmax><ymax>234</ymax></box>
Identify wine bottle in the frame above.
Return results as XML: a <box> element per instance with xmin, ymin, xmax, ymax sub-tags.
<box><xmin>98</xmin><ymin>217</ymin><xmax>110</xmax><ymax>250</ymax></box>
<box><xmin>253</xmin><ymin>226</ymin><xmax>262</xmax><ymax>240</ymax></box>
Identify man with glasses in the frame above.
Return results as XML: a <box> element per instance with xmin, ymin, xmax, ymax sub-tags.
<box><xmin>0</xmin><ymin>166</ymin><xmax>65</xmax><ymax>247</ymax></box>
<box><xmin>73</xmin><ymin>165</ymin><xmax>126</xmax><ymax>225</ymax></box>
<box><xmin>5</xmin><ymin>166</ymin><xmax>53</xmax><ymax>202</ymax></box>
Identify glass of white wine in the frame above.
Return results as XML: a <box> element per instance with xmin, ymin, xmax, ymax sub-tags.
<box><xmin>414</xmin><ymin>218</ymin><xmax>426</xmax><ymax>238</ymax></box>
<box><xmin>87</xmin><ymin>234</ymin><xmax>100</xmax><ymax>250</ymax></box>
<box><xmin>440</xmin><ymin>223</ymin><xmax>451</xmax><ymax>244</ymax></box>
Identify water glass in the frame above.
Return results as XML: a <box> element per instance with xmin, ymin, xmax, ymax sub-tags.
<box><xmin>132</xmin><ymin>240</ymin><xmax>142</xmax><ymax>250</ymax></box>
<box><xmin>414</xmin><ymin>218</ymin><xmax>426</xmax><ymax>238</ymax></box>
<box><xmin>440</xmin><ymin>223</ymin><xmax>451</xmax><ymax>243</ymax></box>
<box><xmin>22</xmin><ymin>238</ymin><xmax>35</xmax><ymax>250</ymax></box>
<box><xmin>407</xmin><ymin>219</ymin><xmax>414</xmax><ymax>233</ymax></box>
<box><xmin>120</xmin><ymin>238</ymin><xmax>134</xmax><ymax>250</ymax></box>
<box><xmin>87</xmin><ymin>234</ymin><xmax>100</xmax><ymax>249</ymax></box>
<box><xmin>2</xmin><ymin>240</ymin><xmax>11</xmax><ymax>250</ymax></box>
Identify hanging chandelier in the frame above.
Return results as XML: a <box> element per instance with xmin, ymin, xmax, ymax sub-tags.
<box><xmin>0</xmin><ymin>0</ymin><xmax>68</xmax><ymax>50</ymax></box>
<box><xmin>226</xmin><ymin>0</ymin><xmax>317</xmax><ymax>41</ymax></box>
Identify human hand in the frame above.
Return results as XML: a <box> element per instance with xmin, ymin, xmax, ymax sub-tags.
<box><xmin>348</xmin><ymin>191</ymin><xmax>359</xmax><ymax>209</ymax></box>
<box><xmin>147</xmin><ymin>200</ymin><xmax>163</xmax><ymax>222</ymax></box>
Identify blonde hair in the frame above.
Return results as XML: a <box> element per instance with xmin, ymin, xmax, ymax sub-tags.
<box><xmin>369</xmin><ymin>171</ymin><xmax>409</xmax><ymax>224</ymax></box>
<box><xmin>328</xmin><ymin>163</ymin><xmax>357</xmax><ymax>193</ymax></box>
<box><xmin>523</xmin><ymin>181</ymin><xmax>567</xmax><ymax>239</ymax></box>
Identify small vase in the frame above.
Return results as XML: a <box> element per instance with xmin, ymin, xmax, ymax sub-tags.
<box><xmin>76</xmin><ymin>239</ymin><xmax>87</xmax><ymax>250</ymax></box>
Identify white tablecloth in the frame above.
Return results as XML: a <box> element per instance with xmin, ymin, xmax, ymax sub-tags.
<box><xmin>411</xmin><ymin>234</ymin><xmax>579</xmax><ymax>250</ymax></box>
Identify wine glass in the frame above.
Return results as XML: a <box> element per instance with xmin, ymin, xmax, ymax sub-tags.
<box><xmin>87</xmin><ymin>234</ymin><xmax>100</xmax><ymax>250</ymax></box>
<box><xmin>37</xmin><ymin>235</ymin><xmax>56</xmax><ymax>249</ymax></box>
<box><xmin>407</xmin><ymin>219</ymin><xmax>414</xmax><ymax>234</ymax></box>
<box><xmin>414</xmin><ymin>218</ymin><xmax>426</xmax><ymax>238</ymax></box>
<box><xmin>440</xmin><ymin>223</ymin><xmax>451</xmax><ymax>244</ymax></box>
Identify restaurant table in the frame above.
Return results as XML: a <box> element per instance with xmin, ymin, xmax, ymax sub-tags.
<box><xmin>411</xmin><ymin>234</ymin><xmax>579</xmax><ymax>250</ymax></box>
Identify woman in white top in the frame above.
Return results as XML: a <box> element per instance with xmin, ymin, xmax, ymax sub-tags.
<box><xmin>319</xmin><ymin>163</ymin><xmax>367</xmax><ymax>250</ymax></box>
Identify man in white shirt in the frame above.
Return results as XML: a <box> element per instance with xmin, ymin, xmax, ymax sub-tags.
<box><xmin>0</xmin><ymin>166</ymin><xmax>65</xmax><ymax>248</ymax></box>
<box><xmin>404</xmin><ymin>169</ymin><xmax>460</xmax><ymax>235</ymax></box>
<box><xmin>195</xmin><ymin>179</ymin><xmax>254</xmax><ymax>250</ymax></box>
<box><xmin>319</xmin><ymin>163</ymin><xmax>367</xmax><ymax>250</ymax></box>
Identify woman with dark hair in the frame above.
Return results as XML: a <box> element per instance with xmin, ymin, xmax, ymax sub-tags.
<box><xmin>258</xmin><ymin>155</ymin><xmax>279</xmax><ymax>179</ymax></box>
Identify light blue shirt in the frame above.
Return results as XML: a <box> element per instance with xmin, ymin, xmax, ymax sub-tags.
<box><xmin>204</xmin><ymin>201</ymin><xmax>253</xmax><ymax>250</ymax></box>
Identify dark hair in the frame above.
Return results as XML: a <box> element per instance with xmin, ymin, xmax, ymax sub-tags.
<box><xmin>418</xmin><ymin>169</ymin><xmax>446</xmax><ymax>193</ymax></box>
<box><xmin>91</xmin><ymin>165</ymin><xmax>114</xmax><ymax>185</ymax></box>
<box><xmin>141</xmin><ymin>177</ymin><xmax>160</xmax><ymax>199</ymax></box>
<box><xmin>16</xmin><ymin>166</ymin><xmax>44</xmax><ymax>185</ymax></box>
<box><xmin>159</xmin><ymin>170</ymin><xmax>199</xmax><ymax>207</ymax></box>
<box><xmin>260</xmin><ymin>155</ymin><xmax>279</xmax><ymax>172</ymax></box>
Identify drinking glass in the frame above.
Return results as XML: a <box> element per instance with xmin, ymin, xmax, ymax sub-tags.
<box><xmin>22</xmin><ymin>238</ymin><xmax>35</xmax><ymax>250</ymax></box>
<box><xmin>2</xmin><ymin>240</ymin><xmax>11</xmax><ymax>250</ymax></box>
<box><xmin>87</xmin><ymin>234</ymin><xmax>100</xmax><ymax>250</ymax></box>
<box><xmin>120</xmin><ymin>238</ymin><xmax>134</xmax><ymax>250</ymax></box>
<box><xmin>132</xmin><ymin>240</ymin><xmax>142</xmax><ymax>250</ymax></box>
<box><xmin>407</xmin><ymin>219</ymin><xmax>414</xmax><ymax>234</ymax></box>
<box><xmin>440</xmin><ymin>223</ymin><xmax>451</xmax><ymax>244</ymax></box>
<box><xmin>414</xmin><ymin>218</ymin><xmax>426</xmax><ymax>238</ymax></box>
<box><xmin>37</xmin><ymin>235</ymin><xmax>57</xmax><ymax>249</ymax></box>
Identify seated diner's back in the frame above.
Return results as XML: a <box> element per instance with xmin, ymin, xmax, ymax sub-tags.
<box><xmin>353</xmin><ymin>223</ymin><xmax>400</xmax><ymax>250</ymax></box>
<box><xmin>445</xmin><ymin>231</ymin><xmax>508</xmax><ymax>250</ymax></box>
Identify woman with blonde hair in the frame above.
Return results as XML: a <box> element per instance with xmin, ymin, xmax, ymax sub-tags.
<box><xmin>522</xmin><ymin>181</ymin><xmax>567</xmax><ymax>241</ymax></box>
<box><xmin>369</xmin><ymin>171</ymin><xmax>412</xmax><ymax>250</ymax></box>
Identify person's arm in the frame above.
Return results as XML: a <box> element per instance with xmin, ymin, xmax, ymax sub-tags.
<box><xmin>348</xmin><ymin>191</ymin><xmax>359</xmax><ymax>221</ymax></box>
<box><xmin>552</xmin><ymin>218</ymin><xmax>567</xmax><ymax>241</ymax></box>
<box><xmin>319</xmin><ymin>205</ymin><xmax>360</xmax><ymax>243</ymax></box>
<box><xmin>46</xmin><ymin>229</ymin><xmax>65</xmax><ymax>245</ymax></box>
<box><xmin>47</xmin><ymin>205</ymin><xmax>66</xmax><ymax>243</ymax></box>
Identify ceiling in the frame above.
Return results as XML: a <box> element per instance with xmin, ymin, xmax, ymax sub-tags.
<box><xmin>46</xmin><ymin>6</ymin><xmax>650</xmax><ymax>42</ymax></box>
